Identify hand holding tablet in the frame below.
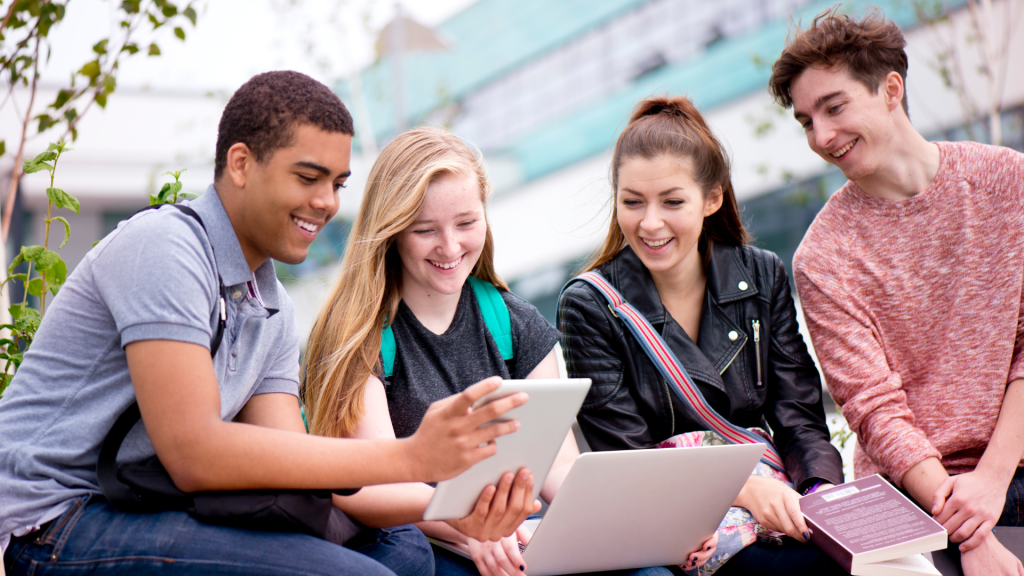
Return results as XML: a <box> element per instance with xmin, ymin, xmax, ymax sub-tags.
<box><xmin>422</xmin><ymin>378</ymin><xmax>591</xmax><ymax>521</ymax></box>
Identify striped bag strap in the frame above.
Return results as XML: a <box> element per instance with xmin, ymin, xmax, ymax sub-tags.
<box><xmin>570</xmin><ymin>271</ymin><xmax>786</xmax><ymax>472</ymax></box>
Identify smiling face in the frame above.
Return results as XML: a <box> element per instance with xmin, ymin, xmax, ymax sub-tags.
<box><xmin>791</xmin><ymin>66</ymin><xmax>902</xmax><ymax>182</ymax></box>
<box><xmin>227</xmin><ymin>123</ymin><xmax>352</xmax><ymax>270</ymax></box>
<box><xmin>616</xmin><ymin>154</ymin><xmax>722</xmax><ymax>280</ymax></box>
<box><xmin>395</xmin><ymin>170</ymin><xmax>487</xmax><ymax>300</ymax></box>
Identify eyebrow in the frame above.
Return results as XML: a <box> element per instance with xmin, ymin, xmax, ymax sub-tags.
<box><xmin>794</xmin><ymin>90</ymin><xmax>844</xmax><ymax>119</ymax></box>
<box><xmin>294</xmin><ymin>161</ymin><xmax>351</xmax><ymax>180</ymax></box>
<box><xmin>411</xmin><ymin>210</ymin><xmax>481</xmax><ymax>225</ymax></box>
<box><xmin>620</xmin><ymin>187</ymin><xmax>683</xmax><ymax>196</ymax></box>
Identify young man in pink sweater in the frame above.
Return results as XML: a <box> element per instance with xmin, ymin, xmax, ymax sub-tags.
<box><xmin>768</xmin><ymin>8</ymin><xmax>1024</xmax><ymax>576</ymax></box>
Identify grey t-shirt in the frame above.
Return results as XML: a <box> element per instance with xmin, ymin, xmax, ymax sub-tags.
<box><xmin>384</xmin><ymin>281</ymin><xmax>561</xmax><ymax>439</ymax></box>
<box><xmin>0</xmin><ymin>188</ymin><xmax>300</xmax><ymax>552</ymax></box>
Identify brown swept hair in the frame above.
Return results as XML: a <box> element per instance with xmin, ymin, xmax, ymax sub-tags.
<box><xmin>585</xmin><ymin>95</ymin><xmax>749</xmax><ymax>272</ymax></box>
<box><xmin>302</xmin><ymin>126</ymin><xmax>507</xmax><ymax>438</ymax></box>
<box><xmin>768</xmin><ymin>5</ymin><xmax>909</xmax><ymax>114</ymax></box>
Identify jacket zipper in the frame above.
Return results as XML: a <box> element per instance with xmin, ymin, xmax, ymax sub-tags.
<box><xmin>753</xmin><ymin>319</ymin><xmax>762</xmax><ymax>387</ymax></box>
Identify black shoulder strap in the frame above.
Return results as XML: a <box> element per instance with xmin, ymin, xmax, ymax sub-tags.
<box><xmin>97</xmin><ymin>203</ymin><xmax>227</xmax><ymax>508</ymax></box>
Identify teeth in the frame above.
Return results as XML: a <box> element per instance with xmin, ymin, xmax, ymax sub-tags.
<box><xmin>831</xmin><ymin>139</ymin><xmax>856</xmax><ymax>158</ymax></box>
<box><xmin>293</xmin><ymin>217</ymin><xmax>318</xmax><ymax>233</ymax></box>
<box><xmin>643</xmin><ymin>238</ymin><xmax>670</xmax><ymax>248</ymax></box>
<box><xmin>430</xmin><ymin>257</ymin><xmax>462</xmax><ymax>270</ymax></box>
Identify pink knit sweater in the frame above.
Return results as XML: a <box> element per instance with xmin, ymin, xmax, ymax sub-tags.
<box><xmin>794</xmin><ymin>141</ymin><xmax>1024</xmax><ymax>486</ymax></box>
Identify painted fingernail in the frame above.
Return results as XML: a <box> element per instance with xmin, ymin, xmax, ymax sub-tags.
<box><xmin>706</xmin><ymin>546</ymin><xmax>711</xmax><ymax>550</ymax></box>
<box><xmin>802</xmin><ymin>532</ymin><xmax>810</xmax><ymax>541</ymax></box>
<box><xmin>520</xmin><ymin>566</ymin><xmax>525</xmax><ymax>571</ymax></box>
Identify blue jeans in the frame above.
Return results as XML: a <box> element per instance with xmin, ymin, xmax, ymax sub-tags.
<box><xmin>432</xmin><ymin>544</ymin><xmax>682</xmax><ymax>575</ymax></box>
<box><xmin>4</xmin><ymin>495</ymin><xmax>434</xmax><ymax>576</ymax></box>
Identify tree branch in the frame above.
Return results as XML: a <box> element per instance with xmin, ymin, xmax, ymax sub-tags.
<box><xmin>2</xmin><ymin>33</ymin><xmax>42</xmax><ymax>243</ymax></box>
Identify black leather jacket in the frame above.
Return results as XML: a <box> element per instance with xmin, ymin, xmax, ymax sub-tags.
<box><xmin>557</xmin><ymin>243</ymin><xmax>843</xmax><ymax>491</ymax></box>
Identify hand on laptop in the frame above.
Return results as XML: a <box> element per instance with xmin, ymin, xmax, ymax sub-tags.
<box><xmin>445</xmin><ymin>467</ymin><xmax>541</xmax><ymax>542</ymax></box>
<box><xmin>932</xmin><ymin>468</ymin><xmax>1008</xmax><ymax>551</ymax></box>
<box><xmin>682</xmin><ymin>531</ymin><xmax>718</xmax><ymax>571</ymax></box>
<box><xmin>467</xmin><ymin>531</ymin><xmax>528</xmax><ymax>576</ymax></box>
<box><xmin>407</xmin><ymin>377</ymin><xmax>528</xmax><ymax>483</ymax></box>
<box><xmin>960</xmin><ymin>532</ymin><xmax>1024</xmax><ymax>576</ymax></box>
<box><xmin>735</xmin><ymin>475</ymin><xmax>811</xmax><ymax>542</ymax></box>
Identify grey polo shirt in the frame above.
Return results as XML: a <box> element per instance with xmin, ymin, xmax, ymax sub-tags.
<box><xmin>0</xmin><ymin>187</ymin><xmax>300</xmax><ymax>552</ymax></box>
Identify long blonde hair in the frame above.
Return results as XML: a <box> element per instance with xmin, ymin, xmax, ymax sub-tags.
<box><xmin>303</xmin><ymin>126</ymin><xmax>508</xmax><ymax>438</ymax></box>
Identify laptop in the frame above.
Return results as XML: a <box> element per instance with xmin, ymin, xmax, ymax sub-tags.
<box><xmin>431</xmin><ymin>443</ymin><xmax>765</xmax><ymax>576</ymax></box>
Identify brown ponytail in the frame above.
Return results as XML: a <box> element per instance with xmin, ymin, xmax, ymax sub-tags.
<box><xmin>585</xmin><ymin>95</ymin><xmax>749</xmax><ymax>272</ymax></box>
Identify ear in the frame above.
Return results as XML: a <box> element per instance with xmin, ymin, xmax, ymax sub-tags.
<box><xmin>226</xmin><ymin>142</ymin><xmax>253</xmax><ymax>189</ymax></box>
<box><xmin>704</xmin><ymin>185</ymin><xmax>724</xmax><ymax>217</ymax></box>
<box><xmin>882</xmin><ymin>71</ymin><xmax>904</xmax><ymax>113</ymax></box>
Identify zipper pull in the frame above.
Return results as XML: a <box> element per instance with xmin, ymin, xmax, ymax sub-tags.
<box><xmin>752</xmin><ymin>320</ymin><xmax>762</xmax><ymax>387</ymax></box>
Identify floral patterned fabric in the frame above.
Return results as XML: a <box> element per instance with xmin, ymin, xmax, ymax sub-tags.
<box><xmin>657</xmin><ymin>429</ymin><xmax>791</xmax><ymax>575</ymax></box>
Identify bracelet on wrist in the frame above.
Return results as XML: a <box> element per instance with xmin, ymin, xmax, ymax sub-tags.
<box><xmin>802</xmin><ymin>481</ymin><xmax>824</xmax><ymax>496</ymax></box>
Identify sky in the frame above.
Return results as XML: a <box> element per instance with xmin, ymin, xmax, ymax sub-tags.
<box><xmin>36</xmin><ymin>0</ymin><xmax>477</xmax><ymax>94</ymax></box>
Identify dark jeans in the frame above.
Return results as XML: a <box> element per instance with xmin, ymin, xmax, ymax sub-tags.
<box><xmin>4</xmin><ymin>495</ymin><xmax>434</xmax><ymax>576</ymax></box>
<box><xmin>713</xmin><ymin>540</ymin><xmax>849</xmax><ymax>576</ymax></box>
<box><xmin>432</xmin><ymin>544</ymin><xmax>684</xmax><ymax>576</ymax></box>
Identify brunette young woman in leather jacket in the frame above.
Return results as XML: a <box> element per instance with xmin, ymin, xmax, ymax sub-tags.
<box><xmin>557</xmin><ymin>96</ymin><xmax>847</xmax><ymax>576</ymax></box>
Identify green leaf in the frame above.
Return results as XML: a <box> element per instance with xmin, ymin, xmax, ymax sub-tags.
<box><xmin>92</xmin><ymin>39</ymin><xmax>109</xmax><ymax>55</ymax></box>
<box><xmin>1</xmin><ymin>373</ymin><xmax>12</xmax><ymax>398</ymax></box>
<box><xmin>183</xmin><ymin>5</ymin><xmax>197</xmax><ymax>25</ymax></box>
<box><xmin>7</xmin><ymin>253</ymin><xmax>24</xmax><ymax>276</ymax></box>
<box><xmin>34</xmin><ymin>113</ymin><xmax>58</xmax><ymax>133</ymax></box>
<box><xmin>31</xmin><ymin>150</ymin><xmax>57</xmax><ymax>164</ymax></box>
<box><xmin>22</xmin><ymin>247</ymin><xmax>60</xmax><ymax>273</ymax></box>
<box><xmin>45</xmin><ymin>188</ymin><xmax>80</xmax><ymax>214</ymax></box>
<box><xmin>174</xmin><ymin>26</ymin><xmax>185</xmax><ymax>40</ymax></box>
<box><xmin>178</xmin><ymin>192</ymin><xmax>198</xmax><ymax>201</ymax></box>
<box><xmin>149</xmin><ymin>194</ymin><xmax>161</xmax><ymax>206</ymax></box>
<box><xmin>26</xmin><ymin>278</ymin><xmax>45</xmax><ymax>297</ymax></box>
<box><xmin>22</xmin><ymin>160</ymin><xmax>49</xmax><ymax>174</ymax></box>
<box><xmin>148</xmin><ymin>43</ymin><xmax>161</xmax><ymax>56</ymax></box>
<box><xmin>162</xmin><ymin>3</ymin><xmax>178</xmax><ymax>17</ymax></box>
<box><xmin>52</xmin><ymin>89</ymin><xmax>73</xmax><ymax>110</ymax></box>
<box><xmin>78</xmin><ymin>59</ymin><xmax>101</xmax><ymax>80</ymax></box>
<box><xmin>102</xmin><ymin>75</ymin><xmax>116</xmax><ymax>93</ymax></box>
<box><xmin>0</xmin><ymin>273</ymin><xmax>28</xmax><ymax>295</ymax></box>
<box><xmin>63</xmin><ymin>107</ymin><xmax>77</xmax><ymax>123</ymax></box>
<box><xmin>95</xmin><ymin>92</ymin><xmax>107</xmax><ymax>109</ymax></box>
<box><xmin>122</xmin><ymin>43</ymin><xmax>139</xmax><ymax>55</ymax></box>
<box><xmin>49</xmin><ymin>260</ymin><xmax>67</xmax><ymax>295</ymax></box>
<box><xmin>1</xmin><ymin>140</ymin><xmax>6</xmax><ymax>157</ymax></box>
<box><xmin>53</xmin><ymin>216</ymin><xmax>71</xmax><ymax>248</ymax></box>
<box><xmin>121</xmin><ymin>0</ymin><xmax>141</xmax><ymax>14</ymax></box>
<box><xmin>10</xmin><ymin>304</ymin><xmax>40</xmax><ymax>322</ymax></box>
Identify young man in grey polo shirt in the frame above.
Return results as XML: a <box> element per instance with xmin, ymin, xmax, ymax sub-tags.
<box><xmin>0</xmin><ymin>71</ymin><xmax>535</xmax><ymax>576</ymax></box>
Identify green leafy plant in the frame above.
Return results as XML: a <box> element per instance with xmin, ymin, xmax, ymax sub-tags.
<box><xmin>1</xmin><ymin>0</ymin><xmax>201</xmax><ymax>285</ymax></box>
<box><xmin>0</xmin><ymin>139</ymin><xmax>77</xmax><ymax>396</ymax></box>
<box><xmin>150</xmin><ymin>169</ymin><xmax>197</xmax><ymax>205</ymax></box>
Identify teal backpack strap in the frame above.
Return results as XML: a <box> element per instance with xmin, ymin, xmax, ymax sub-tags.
<box><xmin>468</xmin><ymin>276</ymin><xmax>513</xmax><ymax>361</ymax></box>
<box><xmin>379</xmin><ymin>278</ymin><xmax>513</xmax><ymax>379</ymax></box>
<box><xmin>381</xmin><ymin>323</ymin><xmax>397</xmax><ymax>379</ymax></box>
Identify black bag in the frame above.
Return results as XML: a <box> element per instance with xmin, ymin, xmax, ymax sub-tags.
<box><xmin>96</xmin><ymin>204</ymin><xmax>360</xmax><ymax>543</ymax></box>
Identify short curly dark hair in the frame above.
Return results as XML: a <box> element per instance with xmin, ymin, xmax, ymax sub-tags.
<box><xmin>769</xmin><ymin>6</ymin><xmax>909</xmax><ymax>115</ymax></box>
<box><xmin>215</xmin><ymin>71</ymin><xmax>354</xmax><ymax>179</ymax></box>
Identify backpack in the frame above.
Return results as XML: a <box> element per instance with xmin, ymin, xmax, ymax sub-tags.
<box><xmin>380</xmin><ymin>275</ymin><xmax>513</xmax><ymax>379</ymax></box>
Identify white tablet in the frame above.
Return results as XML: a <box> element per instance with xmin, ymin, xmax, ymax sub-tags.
<box><xmin>422</xmin><ymin>378</ymin><xmax>591</xmax><ymax>521</ymax></box>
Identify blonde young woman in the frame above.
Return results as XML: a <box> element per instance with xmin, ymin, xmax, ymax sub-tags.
<box><xmin>303</xmin><ymin>127</ymin><xmax>714</xmax><ymax>576</ymax></box>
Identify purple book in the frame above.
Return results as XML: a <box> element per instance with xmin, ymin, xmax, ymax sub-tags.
<box><xmin>800</xmin><ymin>475</ymin><xmax>947</xmax><ymax>575</ymax></box>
